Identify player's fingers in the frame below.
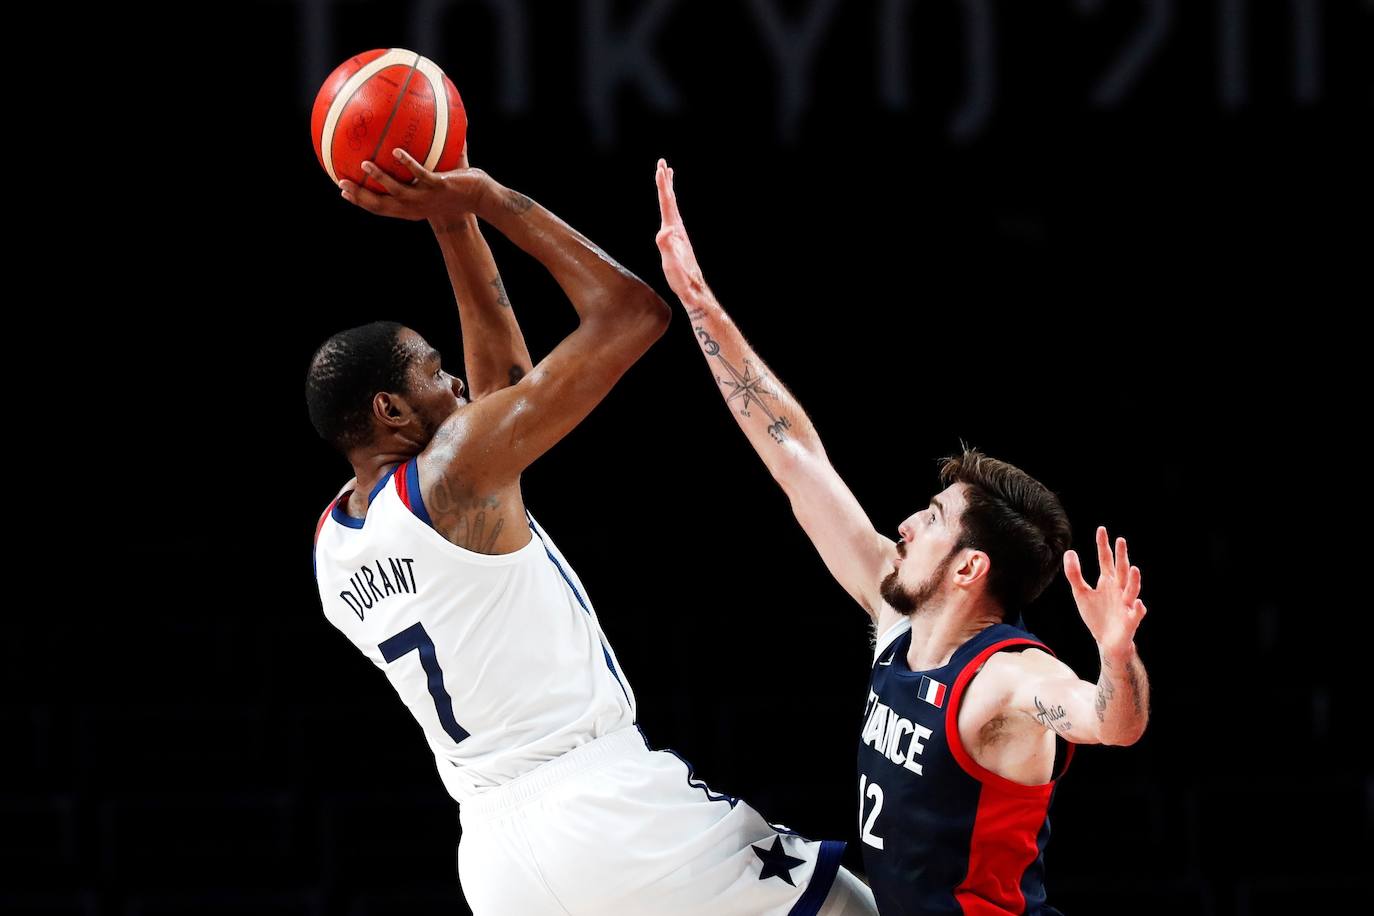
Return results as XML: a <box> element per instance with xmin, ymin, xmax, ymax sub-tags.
<box><xmin>657</xmin><ymin>158</ymin><xmax>683</xmax><ymax>226</ymax></box>
<box><xmin>1123</xmin><ymin>566</ymin><xmax>1141</xmax><ymax>605</ymax></box>
<box><xmin>340</xmin><ymin>179</ymin><xmax>398</xmax><ymax>217</ymax></box>
<box><xmin>1063</xmin><ymin>550</ymin><xmax>1089</xmax><ymax>593</ymax></box>
<box><xmin>1115</xmin><ymin>537</ymin><xmax>1129</xmax><ymax>584</ymax></box>
<box><xmin>656</xmin><ymin>160</ymin><xmax>674</xmax><ymax>223</ymax></box>
<box><xmin>393</xmin><ymin>147</ymin><xmax>438</xmax><ymax>184</ymax></box>
<box><xmin>1134</xmin><ymin>599</ymin><xmax>1148</xmax><ymax>621</ymax></box>
<box><xmin>1095</xmin><ymin>526</ymin><xmax>1113</xmax><ymax>582</ymax></box>
<box><xmin>360</xmin><ymin>161</ymin><xmax>411</xmax><ymax>196</ymax></box>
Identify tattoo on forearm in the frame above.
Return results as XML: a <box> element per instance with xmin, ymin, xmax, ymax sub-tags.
<box><xmin>694</xmin><ymin>325</ymin><xmax>721</xmax><ymax>356</ymax></box>
<box><xmin>1095</xmin><ymin>672</ymin><xmax>1115</xmax><ymax>723</ymax></box>
<box><xmin>428</xmin><ymin>477</ymin><xmax>506</xmax><ymax>554</ymax></box>
<box><xmin>1124</xmin><ymin>658</ymin><xmax>1146</xmax><ymax>716</ymax></box>
<box><xmin>433</xmin><ymin>218</ymin><xmax>471</xmax><ymax>236</ymax></box>
<box><xmin>490</xmin><ymin>276</ymin><xmax>512</xmax><ymax>309</ymax></box>
<box><xmin>1098</xmin><ymin>655</ymin><xmax>1147</xmax><ymax>722</ymax></box>
<box><xmin>686</xmin><ymin>307</ymin><xmax>707</xmax><ymax>322</ymax></box>
<box><xmin>508</xmin><ymin>365</ymin><xmax>525</xmax><ymax>386</ymax></box>
<box><xmin>1033</xmin><ymin>696</ymin><xmax>1072</xmax><ymax>735</ymax></box>
<box><xmin>504</xmin><ymin>189</ymin><xmax>535</xmax><ymax>215</ymax></box>
<box><xmin>693</xmin><ymin>325</ymin><xmax>791</xmax><ymax>442</ymax></box>
<box><xmin>767</xmin><ymin>416</ymin><xmax>792</xmax><ymax>443</ymax></box>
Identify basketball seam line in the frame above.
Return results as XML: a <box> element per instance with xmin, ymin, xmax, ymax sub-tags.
<box><xmin>366</xmin><ymin>52</ymin><xmax>424</xmax><ymax>185</ymax></box>
<box><xmin>326</xmin><ymin>50</ymin><xmax>406</xmax><ymax>184</ymax></box>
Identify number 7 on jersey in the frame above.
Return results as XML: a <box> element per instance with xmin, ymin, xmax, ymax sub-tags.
<box><xmin>379</xmin><ymin>622</ymin><xmax>471</xmax><ymax>744</ymax></box>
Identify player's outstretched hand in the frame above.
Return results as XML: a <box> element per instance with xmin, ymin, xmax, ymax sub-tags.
<box><xmin>1063</xmin><ymin>525</ymin><xmax>1147</xmax><ymax>657</ymax></box>
<box><xmin>339</xmin><ymin>148</ymin><xmax>492</xmax><ymax>221</ymax></box>
<box><xmin>654</xmin><ymin>159</ymin><xmax>709</xmax><ymax>304</ymax></box>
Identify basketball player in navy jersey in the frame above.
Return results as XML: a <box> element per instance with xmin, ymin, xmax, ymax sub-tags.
<box><xmin>307</xmin><ymin>150</ymin><xmax>877</xmax><ymax>915</ymax></box>
<box><xmin>654</xmin><ymin>160</ymin><xmax>1151</xmax><ymax>916</ymax></box>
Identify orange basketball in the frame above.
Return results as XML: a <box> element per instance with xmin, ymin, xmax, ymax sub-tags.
<box><xmin>311</xmin><ymin>49</ymin><xmax>468</xmax><ymax>194</ymax></box>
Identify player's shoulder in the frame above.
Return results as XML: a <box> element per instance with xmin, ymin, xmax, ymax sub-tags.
<box><xmin>978</xmin><ymin>646</ymin><xmax>1062</xmax><ymax>680</ymax></box>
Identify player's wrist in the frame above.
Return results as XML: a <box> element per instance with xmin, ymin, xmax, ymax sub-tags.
<box><xmin>429</xmin><ymin>210</ymin><xmax>478</xmax><ymax>237</ymax></box>
<box><xmin>1098</xmin><ymin>641</ymin><xmax>1137</xmax><ymax>668</ymax></box>
<box><xmin>472</xmin><ymin>174</ymin><xmax>520</xmax><ymax>223</ymax></box>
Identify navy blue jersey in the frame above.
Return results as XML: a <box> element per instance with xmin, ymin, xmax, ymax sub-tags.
<box><xmin>858</xmin><ymin>620</ymin><xmax>1073</xmax><ymax>916</ymax></box>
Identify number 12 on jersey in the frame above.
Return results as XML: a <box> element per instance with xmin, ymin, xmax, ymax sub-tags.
<box><xmin>860</xmin><ymin>774</ymin><xmax>884</xmax><ymax>850</ymax></box>
<box><xmin>379</xmin><ymin>622</ymin><xmax>471</xmax><ymax>744</ymax></box>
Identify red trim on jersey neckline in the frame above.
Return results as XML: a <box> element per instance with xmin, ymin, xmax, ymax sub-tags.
<box><xmin>395</xmin><ymin>459</ymin><xmax>412</xmax><ymax>507</ymax></box>
<box><xmin>943</xmin><ymin>638</ymin><xmax>1076</xmax><ymax>797</ymax></box>
<box><xmin>314</xmin><ymin>497</ymin><xmax>340</xmax><ymax>545</ymax></box>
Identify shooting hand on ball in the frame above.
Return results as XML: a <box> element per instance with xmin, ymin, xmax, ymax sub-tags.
<box><xmin>339</xmin><ymin>148</ymin><xmax>491</xmax><ymax>221</ymax></box>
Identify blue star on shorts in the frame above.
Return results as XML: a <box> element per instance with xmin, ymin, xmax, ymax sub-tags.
<box><xmin>751</xmin><ymin>836</ymin><xmax>806</xmax><ymax>886</ymax></box>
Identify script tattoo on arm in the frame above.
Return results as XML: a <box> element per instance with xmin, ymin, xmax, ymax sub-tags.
<box><xmin>693</xmin><ymin>324</ymin><xmax>794</xmax><ymax>444</ymax></box>
<box><xmin>1033</xmin><ymin>696</ymin><xmax>1073</xmax><ymax>735</ymax></box>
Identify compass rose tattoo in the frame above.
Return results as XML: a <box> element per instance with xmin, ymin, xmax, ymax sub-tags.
<box><xmin>693</xmin><ymin>323</ymin><xmax>793</xmax><ymax>443</ymax></box>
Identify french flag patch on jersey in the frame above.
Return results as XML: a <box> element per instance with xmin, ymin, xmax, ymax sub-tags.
<box><xmin>918</xmin><ymin>675</ymin><xmax>947</xmax><ymax>708</ymax></box>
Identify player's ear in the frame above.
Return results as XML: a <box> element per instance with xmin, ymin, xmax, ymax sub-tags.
<box><xmin>373</xmin><ymin>391</ymin><xmax>407</xmax><ymax>426</ymax></box>
<box><xmin>955</xmin><ymin>549</ymin><xmax>991</xmax><ymax>589</ymax></box>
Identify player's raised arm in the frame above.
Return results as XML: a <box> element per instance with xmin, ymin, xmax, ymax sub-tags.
<box><xmin>348</xmin><ymin>147</ymin><xmax>533</xmax><ymax>399</ymax></box>
<box><xmin>654</xmin><ymin>160</ymin><xmax>895</xmax><ymax>620</ymax></box>
<box><xmin>998</xmin><ymin>526</ymin><xmax>1151</xmax><ymax>746</ymax></box>
<box><xmin>343</xmin><ymin>157</ymin><xmax>670</xmax><ymax>489</ymax></box>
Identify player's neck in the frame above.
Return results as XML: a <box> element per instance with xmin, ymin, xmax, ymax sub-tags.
<box><xmin>345</xmin><ymin>450</ymin><xmax>411</xmax><ymax>515</ymax></box>
<box><xmin>906</xmin><ymin>603</ymin><xmax>1003</xmax><ymax>670</ymax></box>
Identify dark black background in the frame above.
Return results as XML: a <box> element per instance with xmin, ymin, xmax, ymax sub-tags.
<box><xmin>24</xmin><ymin>2</ymin><xmax>1370</xmax><ymax>914</ymax></box>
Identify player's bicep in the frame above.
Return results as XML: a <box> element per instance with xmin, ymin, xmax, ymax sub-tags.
<box><xmin>783</xmin><ymin>450</ymin><xmax>896</xmax><ymax>618</ymax></box>
<box><xmin>1011</xmin><ymin>651</ymin><xmax>1106</xmax><ymax>746</ymax></box>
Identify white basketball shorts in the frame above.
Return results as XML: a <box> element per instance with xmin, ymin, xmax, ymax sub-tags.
<box><xmin>457</xmin><ymin>726</ymin><xmax>876</xmax><ymax>915</ymax></box>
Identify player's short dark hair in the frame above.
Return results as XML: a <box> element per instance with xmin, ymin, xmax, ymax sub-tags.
<box><xmin>938</xmin><ymin>448</ymin><xmax>1072</xmax><ymax>620</ymax></box>
<box><xmin>305</xmin><ymin>321</ymin><xmax>415</xmax><ymax>453</ymax></box>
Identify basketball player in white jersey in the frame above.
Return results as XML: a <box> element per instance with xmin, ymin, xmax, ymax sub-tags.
<box><xmin>307</xmin><ymin>148</ymin><xmax>877</xmax><ymax>916</ymax></box>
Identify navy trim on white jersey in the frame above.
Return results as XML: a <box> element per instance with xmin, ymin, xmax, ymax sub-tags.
<box><xmin>403</xmin><ymin>458</ymin><xmax>434</xmax><ymax>527</ymax></box>
<box><xmin>650</xmin><ymin>740</ymin><xmax>740</xmax><ymax>808</ymax></box>
<box><xmin>330</xmin><ymin>467</ymin><xmax>398</xmax><ymax>529</ymax></box>
<box><xmin>527</xmin><ymin>513</ymin><xmax>632</xmax><ymax>705</ymax></box>
<box><xmin>789</xmin><ymin>840</ymin><xmax>846</xmax><ymax>916</ymax></box>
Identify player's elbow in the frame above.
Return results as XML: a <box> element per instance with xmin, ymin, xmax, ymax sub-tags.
<box><xmin>616</xmin><ymin>288</ymin><xmax>672</xmax><ymax>342</ymax></box>
<box><xmin>641</xmin><ymin>291</ymin><xmax>672</xmax><ymax>338</ymax></box>
<box><xmin>1099</xmin><ymin>720</ymin><xmax>1147</xmax><ymax>747</ymax></box>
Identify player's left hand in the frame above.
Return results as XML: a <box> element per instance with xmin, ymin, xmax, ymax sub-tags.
<box><xmin>655</xmin><ymin>159</ymin><xmax>710</xmax><ymax>304</ymax></box>
<box><xmin>339</xmin><ymin>147</ymin><xmax>489</xmax><ymax>221</ymax></box>
<box><xmin>1063</xmin><ymin>525</ymin><xmax>1147</xmax><ymax>658</ymax></box>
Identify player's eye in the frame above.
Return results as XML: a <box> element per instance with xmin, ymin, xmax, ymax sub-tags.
<box><xmin>927</xmin><ymin>512</ymin><xmax>935</xmax><ymax>525</ymax></box>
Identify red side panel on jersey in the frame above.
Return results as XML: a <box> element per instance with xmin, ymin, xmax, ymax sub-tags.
<box><xmin>953</xmin><ymin>786</ymin><xmax>1053</xmax><ymax>914</ymax></box>
<box><xmin>946</xmin><ymin>639</ymin><xmax>1076</xmax><ymax>915</ymax></box>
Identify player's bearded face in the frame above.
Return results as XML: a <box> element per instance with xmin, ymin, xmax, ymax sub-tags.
<box><xmin>881</xmin><ymin>545</ymin><xmax>958</xmax><ymax>615</ymax></box>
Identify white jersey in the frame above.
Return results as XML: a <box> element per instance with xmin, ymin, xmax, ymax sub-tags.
<box><xmin>312</xmin><ymin>458</ymin><xmax>636</xmax><ymax>802</ymax></box>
